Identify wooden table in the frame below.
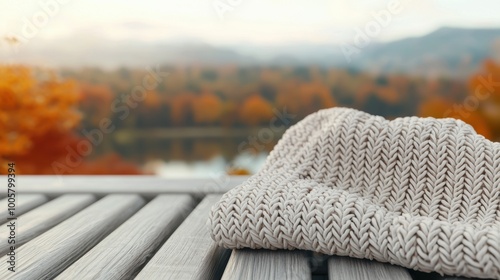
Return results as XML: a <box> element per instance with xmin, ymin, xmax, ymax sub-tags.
<box><xmin>0</xmin><ymin>176</ymin><xmax>488</xmax><ymax>280</ymax></box>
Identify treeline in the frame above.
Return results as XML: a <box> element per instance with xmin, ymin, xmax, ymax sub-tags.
<box><xmin>62</xmin><ymin>65</ymin><xmax>471</xmax><ymax>130</ymax></box>
<box><xmin>0</xmin><ymin>66</ymin><xmax>142</xmax><ymax>175</ymax></box>
<box><xmin>3</xmin><ymin>59</ymin><xmax>500</xmax><ymax>175</ymax></box>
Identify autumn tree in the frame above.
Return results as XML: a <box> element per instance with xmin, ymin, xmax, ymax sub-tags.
<box><xmin>297</xmin><ymin>83</ymin><xmax>336</xmax><ymax>115</ymax></box>
<box><xmin>239</xmin><ymin>95</ymin><xmax>274</xmax><ymax>126</ymax></box>
<box><xmin>192</xmin><ymin>92</ymin><xmax>223</xmax><ymax>124</ymax></box>
<box><xmin>0</xmin><ymin>65</ymin><xmax>81</xmax><ymax>174</ymax></box>
<box><xmin>0</xmin><ymin>65</ymin><xmax>142</xmax><ymax>175</ymax></box>
<box><xmin>469</xmin><ymin>59</ymin><xmax>500</xmax><ymax>139</ymax></box>
<box><xmin>418</xmin><ymin>59</ymin><xmax>500</xmax><ymax>141</ymax></box>
<box><xmin>418</xmin><ymin>97</ymin><xmax>493</xmax><ymax>139</ymax></box>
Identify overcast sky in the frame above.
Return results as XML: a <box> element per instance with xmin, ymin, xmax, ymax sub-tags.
<box><xmin>1</xmin><ymin>0</ymin><xmax>500</xmax><ymax>46</ymax></box>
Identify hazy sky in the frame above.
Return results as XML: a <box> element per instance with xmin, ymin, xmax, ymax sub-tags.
<box><xmin>1</xmin><ymin>0</ymin><xmax>500</xmax><ymax>46</ymax></box>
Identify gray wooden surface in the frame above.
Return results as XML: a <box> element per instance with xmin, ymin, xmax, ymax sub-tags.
<box><xmin>0</xmin><ymin>194</ymin><xmax>144</xmax><ymax>280</ymax></box>
<box><xmin>0</xmin><ymin>194</ymin><xmax>95</xmax><ymax>255</ymax></box>
<box><xmin>57</xmin><ymin>195</ymin><xmax>195</xmax><ymax>280</ymax></box>
<box><xmin>0</xmin><ymin>176</ymin><xmax>485</xmax><ymax>280</ymax></box>
<box><xmin>222</xmin><ymin>249</ymin><xmax>311</xmax><ymax>280</ymax></box>
<box><xmin>0</xmin><ymin>194</ymin><xmax>48</xmax><ymax>224</ymax></box>
<box><xmin>135</xmin><ymin>195</ymin><xmax>230</xmax><ymax>280</ymax></box>
<box><xmin>328</xmin><ymin>256</ymin><xmax>412</xmax><ymax>280</ymax></box>
<box><xmin>1</xmin><ymin>176</ymin><xmax>248</xmax><ymax>196</ymax></box>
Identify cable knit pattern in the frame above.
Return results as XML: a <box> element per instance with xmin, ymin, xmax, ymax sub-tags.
<box><xmin>209</xmin><ymin>107</ymin><xmax>500</xmax><ymax>279</ymax></box>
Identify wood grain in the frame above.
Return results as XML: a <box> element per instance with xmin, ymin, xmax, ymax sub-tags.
<box><xmin>0</xmin><ymin>194</ymin><xmax>95</xmax><ymax>255</ymax></box>
<box><xmin>0</xmin><ymin>194</ymin><xmax>48</xmax><ymax>224</ymax></box>
<box><xmin>0</xmin><ymin>176</ymin><xmax>248</xmax><ymax>196</ymax></box>
<box><xmin>135</xmin><ymin>195</ymin><xmax>230</xmax><ymax>280</ymax></box>
<box><xmin>0</xmin><ymin>194</ymin><xmax>144</xmax><ymax>280</ymax></box>
<box><xmin>56</xmin><ymin>194</ymin><xmax>195</xmax><ymax>280</ymax></box>
<box><xmin>222</xmin><ymin>249</ymin><xmax>311</xmax><ymax>280</ymax></box>
<box><xmin>328</xmin><ymin>256</ymin><xmax>412</xmax><ymax>280</ymax></box>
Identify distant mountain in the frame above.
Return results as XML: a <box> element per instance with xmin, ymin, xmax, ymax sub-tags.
<box><xmin>1</xmin><ymin>27</ymin><xmax>500</xmax><ymax>77</ymax></box>
<box><xmin>350</xmin><ymin>27</ymin><xmax>500</xmax><ymax>77</ymax></box>
<box><xmin>0</xmin><ymin>38</ymin><xmax>257</xmax><ymax>68</ymax></box>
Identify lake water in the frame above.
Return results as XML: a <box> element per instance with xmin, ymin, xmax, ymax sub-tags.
<box><xmin>146</xmin><ymin>152</ymin><xmax>268</xmax><ymax>177</ymax></box>
<box><xmin>95</xmin><ymin>131</ymin><xmax>280</xmax><ymax>176</ymax></box>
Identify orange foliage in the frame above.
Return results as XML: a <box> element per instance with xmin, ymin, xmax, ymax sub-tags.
<box><xmin>375</xmin><ymin>87</ymin><xmax>400</xmax><ymax>104</ymax></box>
<box><xmin>192</xmin><ymin>92</ymin><xmax>223</xmax><ymax>124</ymax></box>
<box><xmin>418</xmin><ymin>98</ymin><xmax>493</xmax><ymax>139</ymax></box>
<box><xmin>469</xmin><ymin>59</ymin><xmax>500</xmax><ymax>102</ymax></box>
<box><xmin>239</xmin><ymin>95</ymin><xmax>274</xmax><ymax>126</ymax></box>
<box><xmin>418</xmin><ymin>98</ymin><xmax>452</xmax><ymax>118</ymax></box>
<box><xmin>459</xmin><ymin>113</ymin><xmax>493</xmax><ymax>140</ymax></box>
<box><xmin>0</xmin><ymin>65</ymin><xmax>80</xmax><ymax>159</ymax></box>
<box><xmin>469</xmin><ymin>59</ymin><xmax>500</xmax><ymax>134</ymax></box>
<box><xmin>277</xmin><ymin>83</ymin><xmax>336</xmax><ymax>117</ymax></box>
<box><xmin>0</xmin><ymin>65</ymin><xmax>142</xmax><ymax>175</ymax></box>
<box><xmin>227</xmin><ymin>167</ymin><xmax>251</xmax><ymax>175</ymax></box>
<box><xmin>416</xmin><ymin>59</ymin><xmax>500</xmax><ymax>140</ymax></box>
<box><xmin>298</xmin><ymin>83</ymin><xmax>336</xmax><ymax>111</ymax></box>
<box><xmin>143</xmin><ymin>90</ymin><xmax>162</xmax><ymax>109</ymax></box>
<box><xmin>7</xmin><ymin>61</ymin><xmax>500</xmax><ymax>176</ymax></box>
<box><xmin>6</xmin><ymin>131</ymin><xmax>82</xmax><ymax>174</ymax></box>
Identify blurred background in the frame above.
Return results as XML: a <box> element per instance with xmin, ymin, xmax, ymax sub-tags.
<box><xmin>2</xmin><ymin>0</ymin><xmax>500</xmax><ymax>177</ymax></box>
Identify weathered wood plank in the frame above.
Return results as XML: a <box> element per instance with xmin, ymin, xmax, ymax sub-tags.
<box><xmin>0</xmin><ymin>194</ymin><xmax>145</xmax><ymax>280</ymax></box>
<box><xmin>0</xmin><ymin>194</ymin><xmax>96</xmax><ymax>255</ymax></box>
<box><xmin>0</xmin><ymin>176</ymin><xmax>248</xmax><ymax>196</ymax></box>
<box><xmin>222</xmin><ymin>249</ymin><xmax>311</xmax><ymax>280</ymax></box>
<box><xmin>0</xmin><ymin>194</ymin><xmax>48</xmax><ymax>224</ymax></box>
<box><xmin>328</xmin><ymin>256</ymin><xmax>412</xmax><ymax>280</ymax></box>
<box><xmin>135</xmin><ymin>195</ymin><xmax>230</xmax><ymax>280</ymax></box>
<box><xmin>56</xmin><ymin>194</ymin><xmax>195</xmax><ymax>280</ymax></box>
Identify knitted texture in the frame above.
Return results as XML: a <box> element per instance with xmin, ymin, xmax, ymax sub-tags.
<box><xmin>209</xmin><ymin>107</ymin><xmax>500</xmax><ymax>279</ymax></box>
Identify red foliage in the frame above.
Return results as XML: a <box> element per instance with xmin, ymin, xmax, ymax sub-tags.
<box><xmin>0</xmin><ymin>65</ymin><xmax>142</xmax><ymax>175</ymax></box>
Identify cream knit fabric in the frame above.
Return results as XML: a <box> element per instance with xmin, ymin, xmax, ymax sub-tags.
<box><xmin>209</xmin><ymin>107</ymin><xmax>500</xmax><ymax>279</ymax></box>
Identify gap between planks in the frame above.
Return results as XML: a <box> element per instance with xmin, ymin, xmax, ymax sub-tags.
<box><xmin>0</xmin><ymin>194</ymin><xmax>96</xmax><ymax>255</ymax></box>
<box><xmin>0</xmin><ymin>194</ymin><xmax>145</xmax><ymax>280</ymax></box>
<box><xmin>56</xmin><ymin>194</ymin><xmax>195</xmax><ymax>280</ymax></box>
<box><xmin>0</xmin><ymin>194</ymin><xmax>48</xmax><ymax>224</ymax></box>
<box><xmin>135</xmin><ymin>194</ymin><xmax>231</xmax><ymax>280</ymax></box>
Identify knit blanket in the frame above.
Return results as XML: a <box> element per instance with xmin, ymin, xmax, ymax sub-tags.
<box><xmin>209</xmin><ymin>107</ymin><xmax>500</xmax><ymax>279</ymax></box>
